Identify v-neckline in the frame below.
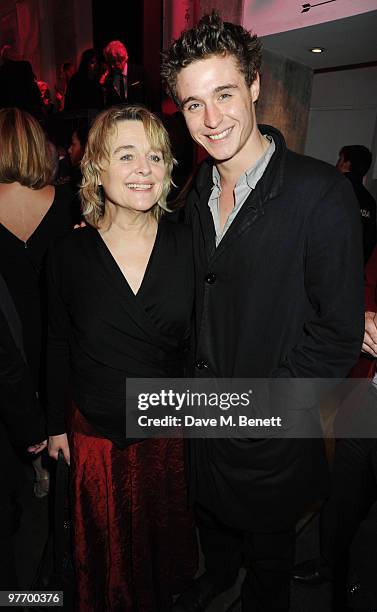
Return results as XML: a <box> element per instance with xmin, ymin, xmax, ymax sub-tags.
<box><xmin>0</xmin><ymin>190</ymin><xmax>56</xmax><ymax>246</ymax></box>
<box><xmin>93</xmin><ymin>221</ymin><xmax>162</xmax><ymax>298</ymax></box>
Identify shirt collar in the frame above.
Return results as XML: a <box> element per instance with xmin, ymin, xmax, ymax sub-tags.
<box><xmin>211</xmin><ymin>134</ymin><xmax>274</xmax><ymax>191</ymax></box>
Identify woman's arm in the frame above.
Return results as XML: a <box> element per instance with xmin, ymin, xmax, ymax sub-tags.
<box><xmin>48</xmin><ymin>433</ymin><xmax>70</xmax><ymax>465</ymax></box>
<box><xmin>45</xmin><ymin>247</ymin><xmax>71</xmax><ymax>463</ymax></box>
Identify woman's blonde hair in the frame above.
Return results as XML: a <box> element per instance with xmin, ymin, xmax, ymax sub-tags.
<box><xmin>81</xmin><ymin>105</ymin><xmax>175</xmax><ymax>227</ymax></box>
<box><xmin>0</xmin><ymin>107</ymin><xmax>54</xmax><ymax>188</ymax></box>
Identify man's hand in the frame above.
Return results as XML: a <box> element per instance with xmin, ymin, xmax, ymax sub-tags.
<box><xmin>73</xmin><ymin>221</ymin><xmax>86</xmax><ymax>229</ymax></box>
<box><xmin>362</xmin><ymin>311</ymin><xmax>377</xmax><ymax>357</ymax></box>
<box><xmin>48</xmin><ymin>433</ymin><xmax>70</xmax><ymax>465</ymax></box>
<box><xmin>27</xmin><ymin>440</ymin><xmax>47</xmax><ymax>454</ymax></box>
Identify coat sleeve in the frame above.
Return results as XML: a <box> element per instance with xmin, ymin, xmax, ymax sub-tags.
<box><xmin>273</xmin><ymin>176</ymin><xmax>364</xmax><ymax>378</ymax></box>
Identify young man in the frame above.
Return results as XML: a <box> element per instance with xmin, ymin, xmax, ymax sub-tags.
<box><xmin>162</xmin><ymin>12</ymin><xmax>364</xmax><ymax>611</ymax></box>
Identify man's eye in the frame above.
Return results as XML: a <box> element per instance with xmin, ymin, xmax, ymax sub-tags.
<box><xmin>187</xmin><ymin>102</ymin><xmax>201</xmax><ymax>112</ymax></box>
<box><xmin>219</xmin><ymin>93</ymin><xmax>231</xmax><ymax>101</ymax></box>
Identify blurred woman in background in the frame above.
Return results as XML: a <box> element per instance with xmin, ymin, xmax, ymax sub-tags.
<box><xmin>68</xmin><ymin>120</ymin><xmax>89</xmax><ymax>224</ymax></box>
<box><xmin>0</xmin><ymin>108</ymin><xmax>73</xmax><ymax>497</ymax></box>
<box><xmin>65</xmin><ymin>48</ymin><xmax>103</xmax><ymax>111</ymax></box>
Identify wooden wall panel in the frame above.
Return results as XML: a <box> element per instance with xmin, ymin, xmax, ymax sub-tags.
<box><xmin>257</xmin><ymin>49</ymin><xmax>313</xmax><ymax>153</ymax></box>
<box><xmin>198</xmin><ymin>0</ymin><xmax>243</xmax><ymax>23</ymax></box>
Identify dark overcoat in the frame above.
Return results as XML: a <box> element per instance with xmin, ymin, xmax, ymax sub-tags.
<box><xmin>184</xmin><ymin>125</ymin><xmax>364</xmax><ymax>532</ymax></box>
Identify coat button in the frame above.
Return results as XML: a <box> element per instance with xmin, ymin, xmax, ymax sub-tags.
<box><xmin>205</xmin><ymin>272</ymin><xmax>216</xmax><ymax>285</ymax></box>
<box><xmin>195</xmin><ymin>359</ymin><xmax>208</xmax><ymax>370</ymax></box>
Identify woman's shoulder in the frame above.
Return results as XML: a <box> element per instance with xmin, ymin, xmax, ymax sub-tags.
<box><xmin>49</xmin><ymin>183</ymin><xmax>74</xmax><ymax>222</ymax></box>
<box><xmin>50</xmin><ymin>225</ymin><xmax>94</xmax><ymax>258</ymax></box>
<box><xmin>55</xmin><ymin>182</ymin><xmax>73</xmax><ymax>200</ymax></box>
<box><xmin>161</xmin><ymin>215</ymin><xmax>192</xmax><ymax>240</ymax></box>
<box><xmin>160</xmin><ymin>217</ymin><xmax>193</xmax><ymax>261</ymax></box>
<box><xmin>53</xmin><ymin>182</ymin><xmax>73</xmax><ymax>203</ymax></box>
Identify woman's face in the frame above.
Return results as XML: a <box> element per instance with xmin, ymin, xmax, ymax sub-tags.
<box><xmin>99</xmin><ymin>120</ymin><xmax>166</xmax><ymax>215</ymax></box>
<box><xmin>68</xmin><ymin>131</ymin><xmax>84</xmax><ymax>167</ymax></box>
<box><xmin>87</xmin><ymin>57</ymin><xmax>98</xmax><ymax>77</ymax></box>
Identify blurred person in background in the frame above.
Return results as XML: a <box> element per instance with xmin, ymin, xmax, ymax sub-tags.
<box><xmin>0</xmin><ymin>108</ymin><xmax>73</xmax><ymax>497</ymax></box>
<box><xmin>68</xmin><ymin>120</ymin><xmax>90</xmax><ymax>223</ymax></box>
<box><xmin>0</xmin><ymin>46</ymin><xmax>43</xmax><ymax>118</ymax></box>
<box><xmin>336</xmin><ymin>145</ymin><xmax>376</xmax><ymax>264</ymax></box>
<box><xmin>65</xmin><ymin>49</ymin><xmax>103</xmax><ymax>111</ymax></box>
<box><xmin>102</xmin><ymin>40</ymin><xmax>144</xmax><ymax>106</ymax></box>
<box><xmin>0</xmin><ymin>271</ymin><xmax>46</xmax><ymax>590</ymax></box>
<box><xmin>37</xmin><ymin>80</ymin><xmax>54</xmax><ymax>115</ymax></box>
<box><xmin>55</xmin><ymin>61</ymin><xmax>75</xmax><ymax>112</ymax></box>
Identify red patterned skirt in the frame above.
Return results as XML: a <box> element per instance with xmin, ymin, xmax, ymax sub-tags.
<box><xmin>68</xmin><ymin>407</ymin><xmax>198</xmax><ymax>611</ymax></box>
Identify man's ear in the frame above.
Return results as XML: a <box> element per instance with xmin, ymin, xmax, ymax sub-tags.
<box><xmin>250</xmin><ymin>73</ymin><xmax>260</xmax><ymax>103</ymax></box>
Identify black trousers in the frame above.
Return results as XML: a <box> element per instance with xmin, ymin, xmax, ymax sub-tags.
<box><xmin>320</xmin><ymin>437</ymin><xmax>377</xmax><ymax>611</ymax></box>
<box><xmin>196</xmin><ymin>504</ymin><xmax>295</xmax><ymax>611</ymax></box>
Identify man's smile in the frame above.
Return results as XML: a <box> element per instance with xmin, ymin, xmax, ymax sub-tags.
<box><xmin>207</xmin><ymin>126</ymin><xmax>234</xmax><ymax>141</ymax></box>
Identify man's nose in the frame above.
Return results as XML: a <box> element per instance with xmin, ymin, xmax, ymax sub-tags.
<box><xmin>204</xmin><ymin>103</ymin><xmax>222</xmax><ymax>129</ymax></box>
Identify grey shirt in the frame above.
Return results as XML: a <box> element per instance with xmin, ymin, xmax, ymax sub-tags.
<box><xmin>209</xmin><ymin>135</ymin><xmax>275</xmax><ymax>246</ymax></box>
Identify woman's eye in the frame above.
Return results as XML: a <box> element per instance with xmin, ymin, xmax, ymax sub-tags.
<box><xmin>149</xmin><ymin>154</ymin><xmax>162</xmax><ymax>163</ymax></box>
<box><xmin>120</xmin><ymin>154</ymin><xmax>133</xmax><ymax>161</ymax></box>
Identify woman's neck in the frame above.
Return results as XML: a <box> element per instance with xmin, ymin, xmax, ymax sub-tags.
<box><xmin>99</xmin><ymin>206</ymin><xmax>157</xmax><ymax>236</ymax></box>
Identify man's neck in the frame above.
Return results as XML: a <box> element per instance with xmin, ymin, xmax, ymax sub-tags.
<box><xmin>216</xmin><ymin>129</ymin><xmax>270</xmax><ymax>188</ymax></box>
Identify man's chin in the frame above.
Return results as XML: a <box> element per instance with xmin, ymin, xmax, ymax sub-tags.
<box><xmin>209</xmin><ymin>151</ymin><xmax>234</xmax><ymax>163</ymax></box>
<box><xmin>203</xmin><ymin>143</ymin><xmax>234</xmax><ymax>163</ymax></box>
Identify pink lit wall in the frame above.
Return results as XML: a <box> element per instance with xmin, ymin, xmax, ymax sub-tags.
<box><xmin>163</xmin><ymin>0</ymin><xmax>200</xmax><ymax>49</ymax></box>
<box><xmin>242</xmin><ymin>0</ymin><xmax>377</xmax><ymax>36</ymax></box>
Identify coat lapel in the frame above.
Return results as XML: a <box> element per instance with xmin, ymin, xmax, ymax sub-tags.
<box><xmin>210</xmin><ymin>189</ymin><xmax>265</xmax><ymax>265</ymax></box>
<box><xmin>194</xmin><ymin>196</ymin><xmax>216</xmax><ymax>261</ymax></box>
<box><xmin>194</xmin><ymin>164</ymin><xmax>266</xmax><ymax>266</ymax></box>
<box><xmin>193</xmin><ymin>127</ymin><xmax>285</xmax><ymax>266</ymax></box>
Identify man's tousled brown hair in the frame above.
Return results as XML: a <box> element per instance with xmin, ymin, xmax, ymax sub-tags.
<box><xmin>161</xmin><ymin>11</ymin><xmax>262</xmax><ymax>107</ymax></box>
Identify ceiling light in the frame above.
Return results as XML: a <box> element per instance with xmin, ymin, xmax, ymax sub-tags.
<box><xmin>310</xmin><ymin>47</ymin><xmax>325</xmax><ymax>53</ymax></box>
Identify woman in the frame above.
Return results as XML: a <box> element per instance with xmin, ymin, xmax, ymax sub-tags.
<box><xmin>47</xmin><ymin>105</ymin><xmax>197</xmax><ymax>611</ymax></box>
<box><xmin>0</xmin><ymin>271</ymin><xmax>47</xmax><ymax>588</ymax></box>
<box><xmin>68</xmin><ymin>121</ymin><xmax>89</xmax><ymax>224</ymax></box>
<box><xmin>0</xmin><ymin>108</ymin><xmax>73</xmax><ymax>496</ymax></box>
<box><xmin>64</xmin><ymin>48</ymin><xmax>103</xmax><ymax>111</ymax></box>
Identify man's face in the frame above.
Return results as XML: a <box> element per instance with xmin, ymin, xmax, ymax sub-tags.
<box><xmin>175</xmin><ymin>54</ymin><xmax>259</xmax><ymax>167</ymax></box>
<box><xmin>336</xmin><ymin>153</ymin><xmax>351</xmax><ymax>174</ymax></box>
<box><xmin>109</xmin><ymin>54</ymin><xmax>127</xmax><ymax>72</ymax></box>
